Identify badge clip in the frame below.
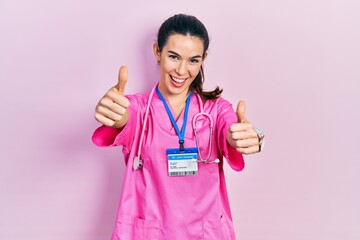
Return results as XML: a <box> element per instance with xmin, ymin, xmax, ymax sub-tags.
<box><xmin>179</xmin><ymin>140</ymin><xmax>185</xmax><ymax>152</ymax></box>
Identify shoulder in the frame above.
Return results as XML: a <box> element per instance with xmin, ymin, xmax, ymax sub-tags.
<box><xmin>203</xmin><ymin>96</ymin><xmax>234</xmax><ymax>114</ymax></box>
<box><xmin>125</xmin><ymin>91</ymin><xmax>151</xmax><ymax>109</ymax></box>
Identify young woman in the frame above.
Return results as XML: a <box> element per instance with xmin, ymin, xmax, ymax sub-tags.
<box><xmin>92</xmin><ymin>14</ymin><xmax>264</xmax><ymax>240</ymax></box>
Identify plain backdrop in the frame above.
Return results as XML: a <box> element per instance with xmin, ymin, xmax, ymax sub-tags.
<box><xmin>1</xmin><ymin>0</ymin><xmax>359</xmax><ymax>239</ymax></box>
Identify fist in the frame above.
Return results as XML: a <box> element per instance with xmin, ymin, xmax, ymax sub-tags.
<box><xmin>227</xmin><ymin>101</ymin><xmax>260</xmax><ymax>154</ymax></box>
<box><xmin>95</xmin><ymin>66</ymin><xmax>130</xmax><ymax>128</ymax></box>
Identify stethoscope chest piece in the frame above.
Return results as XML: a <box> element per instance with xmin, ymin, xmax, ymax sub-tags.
<box><xmin>133</xmin><ymin>157</ymin><xmax>143</xmax><ymax>170</ymax></box>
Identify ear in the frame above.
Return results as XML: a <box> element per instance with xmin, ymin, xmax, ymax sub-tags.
<box><xmin>153</xmin><ymin>42</ymin><xmax>161</xmax><ymax>62</ymax></box>
<box><xmin>202</xmin><ymin>52</ymin><xmax>208</xmax><ymax>62</ymax></box>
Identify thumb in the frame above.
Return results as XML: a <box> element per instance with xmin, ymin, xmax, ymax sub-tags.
<box><xmin>117</xmin><ymin>66</ymin><xmax>128</xmax><ymax>95</ymax></box>
<box><xmin>236</xmin><ymin>100</ymin><xmax>246</xmax><ymax>123</ymax></box>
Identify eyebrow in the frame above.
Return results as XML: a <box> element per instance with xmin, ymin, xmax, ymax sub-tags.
<box><xmin>167</xmin><ymin>50</ymin><xmax>202</xmax><ymax>59</ymax></box>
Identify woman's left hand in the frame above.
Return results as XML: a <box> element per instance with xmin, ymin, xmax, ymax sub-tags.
<box><xmin>226</xmin><ymin>101</ymin><xmax>260</xmax><ymax>155</ymax></box>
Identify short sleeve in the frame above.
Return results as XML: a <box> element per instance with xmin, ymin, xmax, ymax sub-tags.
<box><xmin>92</xmin><ymin>125</ymin><xmax>121</xmax><ymax>147</ymax></box>
<box><xmin>216</xmin><ymin>99</ymin><xmax>245</xmax><ymax>171</ymax></box>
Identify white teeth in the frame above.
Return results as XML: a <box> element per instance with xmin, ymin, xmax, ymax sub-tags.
<box><xmin>171</xmin><ymin>75</ymin><xmax>186</xmax><ymax>84</ymax></box>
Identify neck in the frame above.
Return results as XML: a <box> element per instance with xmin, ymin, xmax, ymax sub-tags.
<box><xmin>157</xmin><ymin>85</ymin><xmax>191</xmax><ymax>119</ymax></box>
<box><xmin>157</xmin><ymin>86</ymin><xmax>190</xmax><ymax>108</ymax></box>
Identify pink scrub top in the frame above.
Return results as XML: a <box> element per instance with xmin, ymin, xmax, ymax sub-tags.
<box><xmin>92</xmin><ymin>90</ymin><xmax>245</xmax><ymax>240</ymax></box>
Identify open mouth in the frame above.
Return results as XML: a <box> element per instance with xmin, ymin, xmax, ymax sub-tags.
<box><xmin>170</xmin><ymin>75</ymin><xmax>187</xmax><ymax>84</ymax></box>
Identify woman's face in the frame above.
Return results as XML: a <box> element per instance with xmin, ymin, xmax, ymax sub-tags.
<box><xmin>154</xmin><ymin>34</ymin><xmax>206</xmax><ymax>100</ymax></box>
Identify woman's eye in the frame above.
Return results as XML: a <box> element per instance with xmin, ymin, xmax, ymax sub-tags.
<box><xmin>190</xmin><ymin>59</ymin><xmax>199</xmax><ymax>64</ymax></box>
<box><xmin>169</xmin><ymin>55</ymin><xmax>179</xmax><ymax>60</ymax></box>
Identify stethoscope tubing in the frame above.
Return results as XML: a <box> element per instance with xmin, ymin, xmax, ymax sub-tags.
<box><xmin>192</xmin><ymin>111</ymin><xmax>217</xmax><ymax>164</ymax></box>
<box><xmin>133</xmin><ymin>85</ymin><xmax>219</xmax><ymax>170</ymax></box>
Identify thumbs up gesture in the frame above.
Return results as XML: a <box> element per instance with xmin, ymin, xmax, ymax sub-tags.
<box><xmin>226</xmin><ymin>100</ymin><xmax>261</xmax><ymax>154</ymax></box>
<box><xmin>95</xmin><ymin>66</ymin><xmax>131</xmax><ymax>128</ymax></box>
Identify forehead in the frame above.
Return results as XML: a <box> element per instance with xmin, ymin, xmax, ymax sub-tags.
<box><xmin>163</xmin><ymin>34</ymin><xmax>204</xmax><ymax>55</ymax></box>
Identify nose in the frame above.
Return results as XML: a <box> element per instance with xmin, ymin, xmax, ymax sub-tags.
<box><xmin>176</xmin><ymin>60</ymin><xmax>187</xmax><ymax>75</ymax></box>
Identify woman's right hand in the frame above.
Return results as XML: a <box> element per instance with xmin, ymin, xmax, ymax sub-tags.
<box><xmin>95</xmin><ymin>66</ymin><xmax>130</xmax><ymax>128</ymax></box>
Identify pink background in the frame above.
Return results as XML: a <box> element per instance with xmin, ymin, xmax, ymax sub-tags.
<box><xmin>1</xmin><ymin>0</ymin><xmax>359</xmax><ymax>239</ymax></box>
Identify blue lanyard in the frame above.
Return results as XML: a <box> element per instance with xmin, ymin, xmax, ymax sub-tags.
<box><xmin>156</xmin><ymin>87</ymin><xmax>193</xmax><ymax>151</ymax></box>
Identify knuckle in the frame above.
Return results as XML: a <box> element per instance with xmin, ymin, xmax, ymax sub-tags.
<box><xmin>124</xmin><ymin>100</ymin><xmax>130</xmax><ymax>108</ymax></box>
<box><xmin>106</xmin><ymin>91</ymin><xmax>115</xmax><ymax>99</ymax></box>
<box><xmin>231</xmin><ymin>132</ymin><xmax>237</xmax><ymax>140</ymax></box>
<box><xmin>109</xmin><ymin>86</ymin><xmax>117</xmax><ymax>93</ymax></box>
<box><xmin>94</xmin><ymin>112</ymin><xmax>101</xmax><ymax>121</ymax></box>
<box><xmin>113</xmin><ymin>114</ymin><xmax>122</xmax><ymax>121</ymax></box>
<box><xmin>105</xmin><ymin>89</ymin><xmax>113</xmax><ymax>96</ymax></box>
<box><xmin>97</xmin><ymin>105</ymin><xmax>106</xmax><ymax>113</ymax></box>
<box><xmin>243</xmin><ymin>149</ymin><xmax>251</xmax><ymax>155</ymax></box>
<box><xmin>95</xmin><ymin>104</ymin><xmax>100</xmax><ymax>112</ymax></box>
<box><xmin>237</xmin><ymin>147</ymin><xmax>247</xmax><ymax>155</ymax></box>
<box><xmin>95</xmin><ymin>105</ymin><xmax>104</xmax><ymax>114</ymax></box>
<box><xmin>120</xmin><ymin>96</ymin><xmax>130</xmax><ymax>108</ymax></box>
<box><xmin>107</xmin><ymin>88</ymin><xmax>118</xmax><ymax>98</ymax></box>
<box><xmin>229</xmin><ymin>124</ymin><xmax>236</xmax><ymax>132</ymax></box>
<box><xmin>105</xmin><ymin>120</ymin><xmax>115</xmax><ymax>127</ymax></box>
<box><xmin>119</xmin><ymin>108</ymin><xmax>127</xmax><ymax>115</ymax></box>
<box><xmin>99</xmin><ymin>98</ymin><xmax>108</xmax><ymax>106</ymax></box>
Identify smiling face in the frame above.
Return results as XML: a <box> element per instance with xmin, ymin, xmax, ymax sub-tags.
<box><xmin>154</xmin><ymin>34</ymin><xmax>206</xmax><ymax>102</ymax></box>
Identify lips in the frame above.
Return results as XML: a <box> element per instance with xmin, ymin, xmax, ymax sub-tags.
<box><xmin>170</xmin><ymin>75</ymin><xmax>188</xmax><ymax>87</ymax></box>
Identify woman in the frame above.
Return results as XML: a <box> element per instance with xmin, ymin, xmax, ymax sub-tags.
<box><xmin>93</xmin><ymin>14</ymin><xmax>264</xmax><ymax>240</ymax></box>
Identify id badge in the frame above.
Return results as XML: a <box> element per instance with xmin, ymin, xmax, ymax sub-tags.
<box><xmin>166</xmin><ymin>147</ymin><xmax>198</xmax><ymax>176</ymax></box>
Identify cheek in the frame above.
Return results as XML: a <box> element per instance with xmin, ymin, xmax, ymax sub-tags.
<box><xmin>160</xmin><ymin>60</ymin><xmax>176</xmax><ymax>74</ymax></box>
<box><xmin>189</xmin><ymin>66</ymin><xmax>201</xmax><ymax>78</ymax></box>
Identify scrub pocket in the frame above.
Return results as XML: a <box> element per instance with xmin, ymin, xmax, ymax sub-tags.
<box><xmin>202</xmin><ymin>216</ymin><xmax>226</xmax><ymax>240</ymax></box>
<box><xmin>115</xmin><ymin>214</ymin><xmax>162</xmax><ymax>240</ymax></box>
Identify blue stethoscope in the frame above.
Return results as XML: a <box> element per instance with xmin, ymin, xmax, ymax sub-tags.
<box><xmin>133</xmin><ymin>85</ymin><xmax>219</xmax><ymax>170</ymax></box>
